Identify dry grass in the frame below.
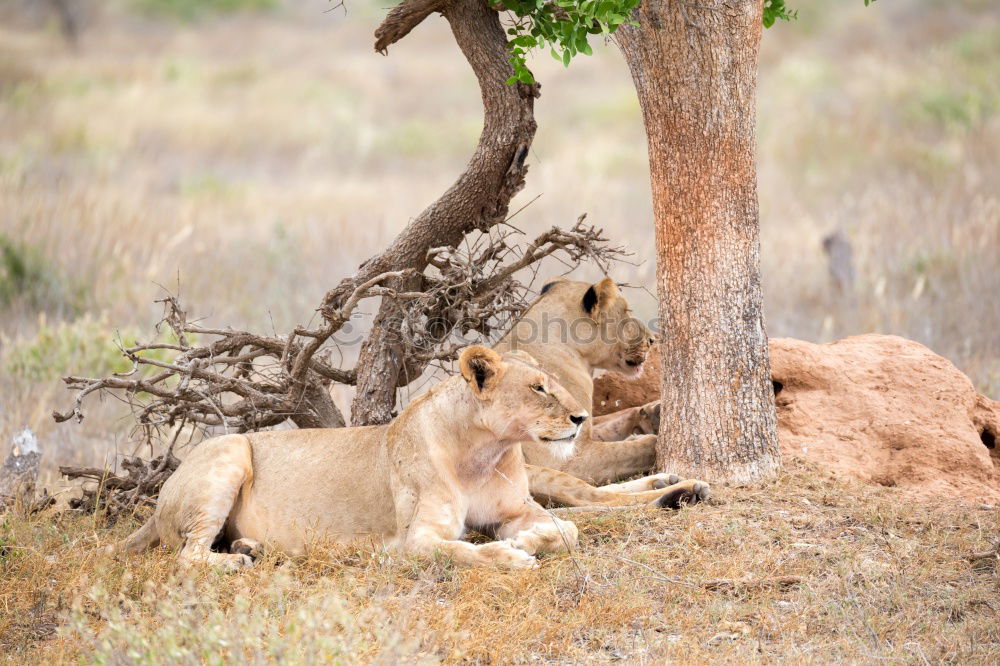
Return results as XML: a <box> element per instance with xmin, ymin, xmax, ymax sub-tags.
<box><xmin>0</xmin><ymin>0</ymin><xmax>998</xmax><ymax>479</ymax></box>
<box><xmin>1</xmin><ymin>461</ymin><xmax>998</xmax><ymax>663</ymax></box>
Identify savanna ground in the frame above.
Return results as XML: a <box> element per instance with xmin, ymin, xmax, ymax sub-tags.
<box><xmin>2</xmin><ymin>464</ymin><xmax>999</xmax><ymax>663</ymax></box>
<box><xmin>1</xmin><ymin>0</ymin><xmax>998</xmax><ymax>662</ymax></box>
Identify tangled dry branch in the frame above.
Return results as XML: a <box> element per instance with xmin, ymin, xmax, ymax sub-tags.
<box><xmin>60</xmin><ymin>451</ymin><xmax>180</xmax><ymax>518</ymax></box>
<box><xmin>53</xmin><ymin>217</ymin><xmax>627</xmax><ymax>515</ymax></box>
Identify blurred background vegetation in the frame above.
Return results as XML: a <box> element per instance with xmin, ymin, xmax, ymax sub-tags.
<box><xmin>0</xmin><ymin>0</ymin><xmax>997</xmax><ymax>482</ymax></box>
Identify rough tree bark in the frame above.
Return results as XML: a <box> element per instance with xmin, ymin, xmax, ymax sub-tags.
<box><xmin>616</xmin><ymin>0</ymin><xmax>781</xmax><ymax>484</ymax></box>
<box><xmin>326</xmin><ymin>0</ymin><xmax>539</xmax><ymax>426</ymax></box>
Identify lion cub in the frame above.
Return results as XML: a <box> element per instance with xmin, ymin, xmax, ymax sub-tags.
<box><xmin>114</xmin><ymin>347</ymin><xmax>587</xmax><ymax>570</ymax></box>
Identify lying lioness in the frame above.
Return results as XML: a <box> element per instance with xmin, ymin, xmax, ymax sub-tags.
<box><xmin>117</xmin><ymin>346</ymin><xmax>591</xmax><ymax>569</ymax></box>
<box><xmin>498</xmin><ymin>277</ymin><xmax>710</xmax><ymax>507</ymax></box>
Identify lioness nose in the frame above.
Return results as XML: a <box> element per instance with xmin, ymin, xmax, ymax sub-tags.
<box><xmin>569</xmin><ymin>413</ymin><xmax>588</xmax><ymax>426</ymax></box>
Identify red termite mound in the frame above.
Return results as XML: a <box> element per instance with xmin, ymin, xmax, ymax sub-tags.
<box><xmin>594</xmin><ymin>335</ymin><xmax>1000</xmax><ymax>501</ymax></box>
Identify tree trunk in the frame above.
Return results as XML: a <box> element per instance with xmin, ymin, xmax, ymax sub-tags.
<box><xmin>616</xmin><ymin>0</ymin><xmax>781</xmax><ymax>484</ymax></box>
<box><xmin>341</xmin><ymin>0</ymin><xmax>539</xmax><ymax>425</ymax></box>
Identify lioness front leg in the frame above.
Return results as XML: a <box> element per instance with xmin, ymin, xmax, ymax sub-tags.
<box><xmin>528</xmin><ymin>465</ymin><xmax>711</xmax><ymax>509</ymax></box>
<box><xmin>398</xmin><ymin>497</ymin><xmax>537</xmax><ymax>569</ymax></box>
<box><xmin>599</xmin><ymin>473</ymin><xmax>681</xmax><ymax>493</ymax></box>
<box><xmin>590</xmin><ymin>406</ymin><xmax>649</xmax><ymax>441</ymax></box>
<box><xmin>591</xmin><ymin>401</ymin><xmax>660</xmax><ymax>442</ymax></box>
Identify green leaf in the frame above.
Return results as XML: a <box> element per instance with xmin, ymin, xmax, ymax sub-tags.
<box><xmin>498</xmin><ymin>0</ymin><xmax>649</xmax><ymax>84</ymax></box>
<box><xmin>763</xmin><ymin>0</ymin><xmax>797</xmax><ymax>28</ymax></box>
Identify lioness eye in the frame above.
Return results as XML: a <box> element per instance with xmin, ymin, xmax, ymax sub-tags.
<box><xmin>531</xmin><ymin>384</ymin><xmax>546</xmax><ymax>394</ymax></box>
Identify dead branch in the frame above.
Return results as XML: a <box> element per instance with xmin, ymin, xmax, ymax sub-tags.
<box><xmin>700</xmin><ymin>575</ymin><xmax>804</xmax><ymax>591</ymax></box>
<box><xmin>393</xmin><ymin>217</ymin><xmax>628</xmax><ymax>373</ymax></box>
<box><xmin>615</xmin><ymin>556</ymin><xmax>803</xmax><ymax>592</ymax></box>
<box><xmin>966</xmin><ymin>539</ymin><xmax>1000</xmax><ymax>564</ymax></box>
<box><xmin>52</xmin><ymin>271</ymin><xmax>418</xmax><ymax>430</ymax></box>
<box><xmin>374</xmin><ymin>0</ymin><xmax>447</xmax><ymax>54</ymax></box>
<box><xmin>53</xmin><ymin>218</ymin><xmax>622</xmax><ymax>434</ymax></box>
<box><xmin>60</xmin><ymin>451</ymin><xmax>180</xmax><ymax>518</ymax></box>
<box><xmin>52</xmin><ymin>215</ymin><xmax>626</xmax><ymax>514</ymax></box>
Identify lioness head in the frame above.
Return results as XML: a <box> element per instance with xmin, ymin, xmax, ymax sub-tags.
<box><xmin>459</xmin><ymin>346</ymin><xmax>588</xmax><ymax>459</ymax></box>
<box><xmin>531</xmin><ymin>277</ymin><xmax>656</xmax><ymax>378</ymax></box>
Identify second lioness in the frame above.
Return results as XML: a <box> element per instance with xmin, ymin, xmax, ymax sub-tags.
<box><xmin>496</xmin><ymin>277</ymin><xmax>707</xmax><ymax>507</ymax></box>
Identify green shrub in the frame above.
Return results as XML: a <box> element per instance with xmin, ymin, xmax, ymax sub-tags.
<box><xmin>1</xmin><ymin>234</ymin><xmax>52</xmax><ymax>306</ymax></box>
<box><xmin>0</xmin><ymin>313</ymin><xmax>179</xmax><ymax>382</ymax></box>
<box><xmin>0</xmin><ymin>233</ymin><xmax>84</xmax><ymax>315</ymax></box>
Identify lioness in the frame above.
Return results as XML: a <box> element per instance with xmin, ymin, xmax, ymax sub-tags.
<box><xmin>116</xmin><ymin>347</ymin><xmax>589</xmax><ymax>570</ymax></box>
<box><xmin>496</xmin><ymin>277</ymin><xmax>707</xmax><ymax>507</ymax></box>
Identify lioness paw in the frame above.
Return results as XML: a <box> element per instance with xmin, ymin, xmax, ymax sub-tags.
<box><xmin>511</xmin><ymin>520</ymin><xmax>578</xmax><ymax>555</ymax></box>
<box><xmin>504</xmin><ymin>549</ymin><xmax>539</xmax><ymax>570</ymax></box>
<box><xmin>649</xmin><ymin>473</ymin><xmax>682</xmax><ymax>490</ymax></box>
<box><xmin>230</xmin><ymin>538</ymin><xmax>263</xmax><ymax>561</ymax></box>
<box><xmin>652</xmin><ymin>479</ymin><xmax>711</xmax><ymax>509</ymax></box>
<box><xmin>481</xmin><ymin>541</ymin><xmax>538</xmax><ymax>569</ymax></box>
<box><xmin>180</xmin><ymin>551</ymin><xmax>255</xmax><ymax>571</ymax></box>
<box><xmin>226</xmin><ymin>553</ymin><xmax>255</xmax><ymax>570</ymax></box>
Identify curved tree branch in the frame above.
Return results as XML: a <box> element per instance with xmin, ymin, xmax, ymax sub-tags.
<box><xmin>374</xmin><ymin>0</ymin><xmax>447</xmax><ymax>54</ymax></box>
<box><xmin>343</xmin><ymin>0</ymin><xmax>541</xmax><ymax>425</ymax></box>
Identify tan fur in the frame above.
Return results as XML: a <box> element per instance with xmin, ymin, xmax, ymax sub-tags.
<box><xmin>593</xmin><ymin>342</ymin><xmax>663</xmax><ymax>416</ymax></box>
<box><xmin>496</xmin><ymin>278</ymin><xmax>659</xmax><ymax>485</ymax></box>
<box><xmin>493</xmin><ymin>278</ymin><xmax>710</xmax><ymax>508</ymax></box>
<box><xmin>527</xmin><ymin>467</ymin><xmax>709</xmax><ymax>509</ymax></box>
<box><xmin>590</xmin><ymin>402</ymin><xmax>659</xmax><ymax>441</ymax></box>
<box><xmin>116</xmin><ymin>347</ymin><xmax>586</xmax><ymax>570</ymax></box>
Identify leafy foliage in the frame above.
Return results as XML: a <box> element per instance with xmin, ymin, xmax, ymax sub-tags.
<box><xmin>500</xmin><ymin>0</ymin><xmax>641</xmax><ymax>84</ymax></box>
<box><xmin>763</xmin><ymin>0</ymin><xmax>797</xmax><ymax>28</ymax></box>
<box><xmin>502</xmin><ymin>1</ymin><xmax>880</xmax><ymax>83</ymax></box>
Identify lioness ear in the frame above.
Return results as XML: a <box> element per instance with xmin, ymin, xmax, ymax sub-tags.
<box><xmin>459</xmin><ymin>346</ymin><xmax>505</xmax><ymax>397</ymax></box>
<box><xmin>582</xmin><ymin>277</ymin><xmax>620</xmax><ymax>318</ymax></box>
<box><xmin>539</xmin><ymin>277</ymin><xmax>568</xmax><ymax>296</ymax></box>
